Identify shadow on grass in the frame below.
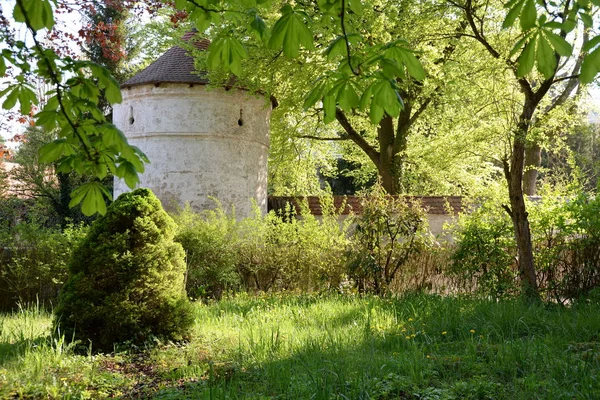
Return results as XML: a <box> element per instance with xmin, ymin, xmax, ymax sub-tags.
<box><xmin>0</xmin><ymin>335</ymin><xmax>52</xmax><ymax>366</ymax></box>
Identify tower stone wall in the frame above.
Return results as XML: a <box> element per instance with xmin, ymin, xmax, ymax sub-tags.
<box><xmin>113</xmin><ymin>83</ymin><xmax>270</xmax><ymax>217</ymax></box>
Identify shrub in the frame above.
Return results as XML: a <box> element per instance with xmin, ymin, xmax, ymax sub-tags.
<box><xmin>172</xmin><ymin>197</ymin><xmax>350</xmax><ymax>296</ymax></box>
<box><xmin>0</xmin><ymin>220</ymin><xmax>88</xmax><ymax>311</ymax></box>
<box><xmin>237</xmin><ymin>200</ymin><xmax>350</xmax><ymax>292</ymax></box>
<box><xmin>450</xmin><ymin>199</ymin><xmax>519</xmax><ymax>299</ymax></box>
<box><xmin>451</xmin><ymin>188</ymin><xmax>600</xmax><ymax>301</ymax></box>
<box><xmin>54</xmin><ymin>188</ymin><xmax>193</xmax><ymax>352</ymax></box>
<box><xmin>346</xmin><ymin>185</ymin><xmax>430</xmax><ymax>295</ymax></box>
<box><xmin>174</xmin><ymin>204</ymin><xmax>240</xmax><ymax>300</ymax></box>
<box><xmin>532</xmin><ymin>193</ymin><xmax>600</xmax><ymax>302</ymax></box>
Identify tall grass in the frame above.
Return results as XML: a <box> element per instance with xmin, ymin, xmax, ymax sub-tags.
<box><xmin>2</xmin><ymin>294</ymin><xmax>600</xmax><ymax>399</ymax></box>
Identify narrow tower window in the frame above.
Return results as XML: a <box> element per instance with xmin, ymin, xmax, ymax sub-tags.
<box><xmin>238</xmin><ymin>109</ymin><xmax>243</xmax><ymax>126</ymax></box>
<box><xmin>128</xmin><ymin>106</ymin><xmax>135</xmax><ymax>125</ymax></box>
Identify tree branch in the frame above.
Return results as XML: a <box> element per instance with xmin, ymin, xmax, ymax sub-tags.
<box><xmin>335</xmin><ymin>108</ymin><xmax>380</xmax><ymax>165</ymax></box>
<box><xmin>340</xmin><ymin>0</ymin><xmax>359</xmax><ymax>75</ymax></box>
<box><xmin>297</xmin><ymin>135</ymin><xmax>351</xmax><ymax>141</ymax></box>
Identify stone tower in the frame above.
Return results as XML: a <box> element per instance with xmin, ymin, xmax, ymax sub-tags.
<box><xmin>113</xmin><ymin>35</ymin><xmax>271</xmax><ymax>217</ymax></box>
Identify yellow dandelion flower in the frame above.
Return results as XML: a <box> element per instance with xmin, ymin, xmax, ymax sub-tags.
<box><xmin>470</xmin><ymin>329</ymin><xmax>475</xmax><ymax>333</ymax></box>
<box><xmin>408</xmin><ymin>318</ymin><xmax>413</xmax><ymax>322</ymax></box>
<box><xmin>426</xmin><ymin>355</ymin><xmax>431</xmax><ymax>359</ymax></box>
<box><xmin>405</xmin><ymin>336</ymin><xmax>411</xmax><ymax>340</ymax></box>
<box><xmin>442</xmin><ymin>331</ymin><xmax>447</xmax><ymax>335</ymax></box>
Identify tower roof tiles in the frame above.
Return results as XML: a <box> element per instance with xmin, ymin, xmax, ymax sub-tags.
<box><xmin>122</xmin><ymin>34</ymin><xmax>210</xmax><ymax>88</ymax></box>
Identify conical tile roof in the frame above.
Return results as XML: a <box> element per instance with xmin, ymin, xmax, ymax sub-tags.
<box><xmin>122</xmin><ymin>34</ymin><xmax>210</xmax><ymax>88</ymax></box>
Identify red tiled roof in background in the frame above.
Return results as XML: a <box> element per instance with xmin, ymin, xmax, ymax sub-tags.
<box><xmin>268</xmin><ymin>196</ymin><xmax>463</xmax><ymax>216</ymax></box>
<box><xmin>122</xmin><ymin>32</ymin><xmax>211</xmax><ymax>88</ymax></box>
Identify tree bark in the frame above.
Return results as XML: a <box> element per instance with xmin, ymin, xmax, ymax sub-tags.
<box><xmin>523</xmin><ymin>143</ymin><xmax>542</xmax><ymax>196</ymax></box>
<box><xmin>378</xmin><ymin>115</ymin><xmax>399</xmax><ymax>194</ymax></box>
<box><xmin>504</xmin><ymin>103</ymin><xmax>540</xmax><ymax>301</ymax></box>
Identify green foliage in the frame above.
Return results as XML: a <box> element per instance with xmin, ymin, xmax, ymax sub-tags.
<box><xmin>532</xmin><ymin>192</ymin><xmax>600</xmax><ymax>302</ymax></box>
<box><xmin>174</xmin><ymin>204</ymin><xmax>241</xmax><ymax>300</ymax></box>
<box><xmin>53</xmin><ymin>189</ymin><xmax>193</xmax><ymax>352</ymax></box>
<box><xmin>452</xmin><ymin>187</ymin><xmax>600</xmax><ymax>301</ymax></box>
<box><xmin>237</xmin><ymin>199</ymin><xmax>350</xmax><ymax>292</ymax></box>
<box><xmin>0</xmin><ymin>221</ymin><xmax>88</xmax><ymax>311</ymax></box>
<box><xmin>346</xmin><ymin>185</ymin><xmax>430</xmax><ymax>295</ymax></box>
<box><xmin>451</xmin><ymin>197</ymin><xmax>519</xmax><ymax>299</ymax></box>
<box><xmin>172</xmin><ymin>198</ymin><xmax>350</xmax><ymax>297</ymax></box>
<box><xmin>2</xmin><ymin>1</ymin><xmax>148</xmax><ymax>216</ymax></box>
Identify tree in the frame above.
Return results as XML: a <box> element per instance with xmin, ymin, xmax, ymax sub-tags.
<box><xmin>0</xmin><ymin>0</ymin><xmax>148</xmax><ymax>216</ymax></box>
<box><xmin>445</xmin><ymin>0</ymin><xmax>596</xmax><ymax>299</ymax></box>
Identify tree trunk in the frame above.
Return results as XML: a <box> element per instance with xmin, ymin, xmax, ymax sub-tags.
<box><xmin>378</xmin><ymin>115</ymin><xmax>400</xmax><ymax>195</ymax></box>
<box><xmin>504</xmin><ymin>108</ymin><xmax>540</xmax><ymax>301</ymax></box>
<box><xmin>523</xmin><ymin>143</ymin><xmax>542</xmax><ymax>196</ymax></box>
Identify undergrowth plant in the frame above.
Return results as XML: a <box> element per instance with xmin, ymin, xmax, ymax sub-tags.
<box><xmin>347</xmin><ymin>185</ymin><xmax>430</xmax><ymax>295</ymax></box>
<box><xmin>452</xmin><ymin>185</ymin><xmax>600</xmax><ymax>301</ymax></box>
<box><xmin>54</xmin><ymin>189</ymin><xmax>193</xmax><ymax>352</ymax></box>
<box><xmin>173</xmin><ymin>197</ymin><xmax>351</xmax><ymax>297</ymax></box>
<box><xmin>0</xmin><ymin>222</ymin><xmax>88</xmax><ymax>311</ymax></box>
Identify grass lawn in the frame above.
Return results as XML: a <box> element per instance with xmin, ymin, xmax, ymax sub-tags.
<box><xmin>1</xmin><ymin>293</ymin><xmax>599</xmax><ymax>399</ymax></box>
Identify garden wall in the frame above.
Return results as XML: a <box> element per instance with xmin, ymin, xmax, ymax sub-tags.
<box><xmin>268</xmin><ymin>196</ymin><xmax>462</xmax><ymax>242</ymax></box>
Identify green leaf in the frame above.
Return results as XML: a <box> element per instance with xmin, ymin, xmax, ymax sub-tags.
<box><xmin>39</xmin><ymin>140</ymin><xmax>69</xmax><ymax>164</ymax></box>
<box><xmin>348</xmin><ymin>0</ymin><xmax>363</xmax><ymax>15</ymax></box>
<box><xmin>373</xmin><ymin>79</ymin><xmax>402</xmax><ymax>117</ymax></box>
<box><xmin>101</xmin><ymin>124</ymin><xmax>127</xmax><ymax>150</ymax></box>
<box><xmin>17</xmin><ymin>0</ymin><xmax>55</xmax><ymax>31</ymax></box>
<box><xmin>359</xmin><ymin>83</ymin><xmax>374</xmax><ymax>111</ymax></box>
<box><xmin>401</xmin><ymin>51</ymin><xmax>426</xmax><ymax>81</ymax></box>
<box><xmin>250</xmin><ymin>14</ymin><xmax>269</xmax><ymax>41</ymax></box>
<box><xmin>174</xmin><ymin>0</ymin><xmax>187</xmax><ymax>9</ymax></box>
<box><xmin>517</xmin><ymin>39</ymin><xmax>536</xmax><ymax>77</ymax></box>
<box><xmin>80</xmin><ymin>184</ymin><xmax>107</xmax><ymax>216</ymax></box>
<box><xmin>2</xmin><ymin>86</ymin><xmax>19</xmax><ymax>110</ymax></box>
<box><xmin>269</xmin><ymin>8</ymin><xmax>314</xmax><ymax>58</ymax></box>
<box><xmin>18</xmin><ymin>86</ymin><xmax>37</xmax><ymax>115</ymax></box>
<box><xmin>580</xmin><ymin>48</ymin><xmax>600</xmax><ymax>83</ymax></box>
<box><xmin>369</xmin><ymin>103</ymin><xmax>384</xmax><ymax>124</ymax></box>
<box><xmin>323</xmin><ymin>94</ymin><xmax>337</xmax><ymax>123</ymax></box>
<box><xmin>580</xmin><ymin>12</ymin><xmax>593</xmax><ymax>28</ymax></box>
<box><xmin>503</xmin><ymin>0</ymin><xmax>524</xmax><ymax>29</ymax></box>
<box><xmin>116</xmin><ymin>161</ymin><xmax>140</xmax><ymax>189</ymax></box>
<box><xmin>207</xmin><ymin>37</ymin><xmax>249</xmax><ymax>76</ymax></box>
<box><xmin>34</xmin><ymin>110</ymin><xmax>58</xmax><ymax>130</ymax></box>
<box><xmin>520</xmin><ymin>0</ymin><xmax>537</xmax><ymax>30</ymax></box>
<box><xmin>325</xmin><ymin>36</ymin><xmax>347</xmax><ymax>60</ymax></box>
<box><xmin>509</xmin><ymin>33</ymin><xmax>532</xmax><ymax>58</ymax></box>
<box><xmin>582</xmin><ymin>35</ymin><xmax>600</xmax><ymax>53</ymax></box>
<box><xmin>102</xmin><ymin>71</ymin><xmax>122</xmax><ymax>104</ymax></box>
<box><xmin>0</xmin><ymin>56</ymin><xmax>5</xmax><ymax>77</ymax></box>
<box><xmin>543</xmin><ymin>31</ymin><xmax>572</xmax><ymax>57</ymax></box>
<box><xmin>536</xmin><ymin>35</ymin><xmax>556</xmax><ymax>78</ymax></box>
<box><xmin>303</xmin><ymin>80</ymin><xmax>325</xmax><ymax>109</ymax></box>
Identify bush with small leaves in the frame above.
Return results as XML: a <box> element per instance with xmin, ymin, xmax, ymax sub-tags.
<box><xmin>346</xmin><ymin>185</ymin><xmax>430</xmax><ymax>295</ymax></box>
<box><xmin>53</xmin><ymin>188</ymin><xmax>194</xmax><ymax>352</ymax></box>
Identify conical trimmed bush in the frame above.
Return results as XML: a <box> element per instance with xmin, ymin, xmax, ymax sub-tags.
<box><xmin>54</xmin><ymin>188</ymin><xmax>193</xmax><ymax>352</ymax></box>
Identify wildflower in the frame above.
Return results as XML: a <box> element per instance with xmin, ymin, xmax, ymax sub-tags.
<box><xmin>442</xmin><ymin>331</ymin><xmax>447</xmax><ymax>335</ymax></box>
<box><xmin>426</xmin><ymin>355</ymin><xmax>431</xmax><ymax>359</ymax></box>
<box><xmin>408</xmin><ymin>318</ymin><xmax>413</xmax><ymax>322</ymax></box>
<box><xmin>470</xmin><ymin>329</ymin><xmax>475</xmax><ymax>333</ymax></box>
<box><xmin>405</xmin><ymin>336</ymin><xmax>411</xmax><ymax>340</ymax></box>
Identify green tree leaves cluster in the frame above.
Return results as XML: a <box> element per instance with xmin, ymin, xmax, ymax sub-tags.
<box><xmin>1</xmin><ymin>0</ymin><xmax>148</xmax><ymax>216</ymax></box>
